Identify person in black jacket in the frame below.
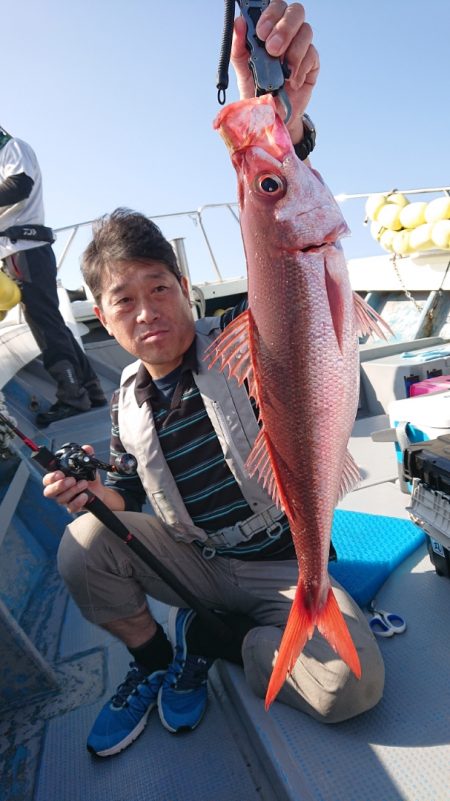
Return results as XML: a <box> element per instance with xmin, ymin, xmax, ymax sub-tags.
<box><xmin>0</xmin><ymin>126</ymin><xmax>106</xmax><ymax>426</ymax></box>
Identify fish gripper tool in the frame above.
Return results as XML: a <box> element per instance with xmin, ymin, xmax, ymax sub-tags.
<box><xmin>216</xmin><ymin>0</ymin><xmax>292</xmax><ymax>122</ymax></box>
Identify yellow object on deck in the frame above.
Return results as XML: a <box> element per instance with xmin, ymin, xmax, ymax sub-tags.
<box><xmin>0</xmin><ymin>269</ymin><xmax>21</xmax><ymax>312</ymax></box>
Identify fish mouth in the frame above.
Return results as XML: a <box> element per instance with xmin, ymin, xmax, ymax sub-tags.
<box><xmin>281</xmin><ymin>241</ymin><xmax>331</xmax><ymax>256</ymax></box>
<box><xmin>300</xmin><ymin>243</ymin><xmax>327</xmax><ymax>254</ymax></box>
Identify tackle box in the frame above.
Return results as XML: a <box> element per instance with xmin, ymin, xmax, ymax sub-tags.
<box><xmin>388</xmin><ymin>390</ymin><xmax>450</xmax><ymax>491</ymax></box>
<box><xmin>361</xmin><ymin>342</ymin><xmax>450</xmax><ymax>414</ymax></box>
<box><xmin>403</xmin><ymin>434</ymin><xmax>450</xmax><ymax>577</ymax></box>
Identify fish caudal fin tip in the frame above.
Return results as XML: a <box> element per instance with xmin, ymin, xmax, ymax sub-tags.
<box><xmin>264</xmin><ymin>652</ymin><xmax>294</xmax><ymax>710</ymax></box>
<box><xmin>264</xmin><ymin>668</ymin><xmax>282</xmax><ymax>710</ymax></box>
<box><xmin>264</xmin><ymin>689</ymin><xmax>275</xmax><ymax>711</ymax></box>
<box><xmin>317</xmin><ymin>588</ymin><xmax>361</xmax><ymax>680</ymax></box>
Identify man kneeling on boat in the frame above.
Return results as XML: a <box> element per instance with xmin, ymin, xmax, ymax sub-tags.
<box><xmin>42</xmin><ymin>1</ymin><xmax>384</xmax><ymax>758</ymax></box>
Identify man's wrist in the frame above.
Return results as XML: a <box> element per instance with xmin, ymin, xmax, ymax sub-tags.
<box><xmin>293</xmin><ymin>113</ymin><xmax>316</xmax><ymax>161</ymax></box>
<box><xmin>101</xmin><ymin>485</ymin><xmax>126</xmax><ymax>511</ymax></box>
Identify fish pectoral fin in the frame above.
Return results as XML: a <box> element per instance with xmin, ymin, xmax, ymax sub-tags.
<box><xmin>324</xmin><ymin>255</ymin><xmax>346</xmax><ymax>351</ymax></box>
<box><xmin>353</xmin><ymin>292</ymin><xmax>393</xmax><ymax>340</ymax></box>
<box><xmin>204</xmin><ymin>309</ymin><xmax>258</xmax><ymax>400</ymax></box>
<box><xmin>338</xmin><ymin>449</ymin><xmax>361</xmax><ymax>500</ymax></box>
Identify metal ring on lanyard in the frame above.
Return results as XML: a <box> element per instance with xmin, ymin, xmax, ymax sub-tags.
<box><xmin>202</xmin><ymin>546</ymin><xmax>217</xmax><ymax>560</ymax></box>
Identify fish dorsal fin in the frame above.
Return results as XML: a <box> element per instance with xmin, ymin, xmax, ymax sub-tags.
<box><xmin>205</xmin><ymin>309</ymin><xmax>259</xmax><ymax>404</ymax></box>
<box><xmin>353</xmin><ymin>292</ymin><xmax>393</xmax><ymax>340</ymax></box>
<box><xmin>206</xmin><ymin>311</ymin><xmax>285</xmax><ymax>510</ymax></box>
<box><xmin>338</xmin><ymin>448</ymin><xmax>361</xmax><ymax>500</ymax></box>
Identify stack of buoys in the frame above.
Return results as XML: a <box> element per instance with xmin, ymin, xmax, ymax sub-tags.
<box><xmin>365</xmin><ymin>192</ymin><xmax>450</xmax><ymax>255</ymax></box>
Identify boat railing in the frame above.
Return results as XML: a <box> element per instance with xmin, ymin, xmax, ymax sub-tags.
<box><xmin>3</xmin><ymin>186</ymin><xmax>450</xmax><ymax>348</ymax></box>
<box><xmin>52</xmin><ymin>186</ymin><xmax>450</xmax><ymax>294</ymax></box>
<box><xmin>53</xmin><ymin>202</ymin><xmax>243</xmax><ymax>293</ymax></box>
<box><xmin>334</xmin><ymin>184</ymin><xmax>450</xmax><ymax>204</ymax></box>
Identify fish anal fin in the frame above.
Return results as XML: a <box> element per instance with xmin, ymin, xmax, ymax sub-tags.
<box><xmin>265</xmin><ymin>583</ymin><xmax>361</xmax><ymax>709</ymax></box>
<box><xmin>246</xmin><ymin>427</ymin><xmax>287</xmax><ymax>512</ymax></box>
<box><xmin>338</xmin><ymin>449</ymin><xmax>361</xmax><ymax>500</ymax></box>
<box><xmin>353</xmin><ymin>292</ymin><xmax>393</xmax><ymax>341</ymax></box>
<box><xmin>316</xmin><ymin>587</ymin><xmax>361</xmax><ymax>680</ymax></box>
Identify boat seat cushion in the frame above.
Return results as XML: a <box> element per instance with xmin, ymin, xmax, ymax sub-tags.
<box><xmin>329</xmin><ymin>509</ymin><xmax>425</xmax><ymax>606</ymax></box>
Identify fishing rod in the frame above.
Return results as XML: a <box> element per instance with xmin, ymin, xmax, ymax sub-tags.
<box><xmin>0</xmin><ymin>411</ymin><xmax>251</xmax><ymax>656</ymax></box>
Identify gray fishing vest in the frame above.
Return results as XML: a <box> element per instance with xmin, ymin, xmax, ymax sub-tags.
<box><xmin>117</xmin><ymin>316</ymin><xmax>284</xmax><ymax>551</ymax></box>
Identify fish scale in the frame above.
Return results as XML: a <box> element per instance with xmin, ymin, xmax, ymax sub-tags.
<box><xmin>207</xmin><ymin>94</ymin><xmax>390</xmax><ymax>708</ymax></box>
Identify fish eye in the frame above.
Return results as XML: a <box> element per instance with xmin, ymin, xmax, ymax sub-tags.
<box><xmin>254</xmin><ymin>173</ymin><xmax>286</xmax><ymax>197</ymax></box>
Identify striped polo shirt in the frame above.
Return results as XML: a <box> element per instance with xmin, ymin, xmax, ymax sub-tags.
<box><xmin>105</xmin><ymin>306</ymin><xmax>335</xmax><ymax>562</ymax></box>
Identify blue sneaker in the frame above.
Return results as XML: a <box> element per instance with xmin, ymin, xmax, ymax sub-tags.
<box><xmin>87</xmin><ymin>662</ymin><xmax>165</xmax><ymax>756</ymax></box>
<box><xmin>157</xmin><ymin>608</ymin><xmax>213</xmax><ymax>733</ymax></box>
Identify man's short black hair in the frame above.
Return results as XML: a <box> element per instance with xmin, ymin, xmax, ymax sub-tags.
<box><xmin>82</xmin><ymin>207</ymin><xmax>182</xmax><ymax>304</ymax></box>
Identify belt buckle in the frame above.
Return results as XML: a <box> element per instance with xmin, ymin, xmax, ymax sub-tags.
<box><xmin>267</xmin><ymin>522</ymin><xmax>283</xmax><ymax>539</ymax></box>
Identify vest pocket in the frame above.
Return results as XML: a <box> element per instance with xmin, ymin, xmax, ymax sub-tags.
<box><xmin>150</xmin><ymin>490</ymin><xmax>208</xmax><ymax>544</ymax></box>
<box><xmin>211</xmin><ymin>400</ymin><xmax>249</xmax><ymax>477</ymax></box>
<box><xmin>151</xmin><ymin>490</ymin><xmax>177</xmax><ymax>525</ymax></box>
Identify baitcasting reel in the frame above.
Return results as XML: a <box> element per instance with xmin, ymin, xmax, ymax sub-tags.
<box><xmin>54</xmin><ymin>442</ymin><xmax>137</xmax><ymax>482</ymax></box>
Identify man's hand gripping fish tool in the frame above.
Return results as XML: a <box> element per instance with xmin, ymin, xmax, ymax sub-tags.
<box><xmin>216</xmin><ymin>0</ymin><xmax>292</xmax><ymax>122</ymax></box>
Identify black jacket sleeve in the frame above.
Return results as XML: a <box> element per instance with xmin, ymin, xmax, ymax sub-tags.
<box><xmin>0</xmin><ymin>173</ymin><xmax>34</xmax><ymax>207</ymax></box>
<box><xmin>220</xmin><ymin>296</ymin><xmax>248</xmax><ymax>330</ymax></box>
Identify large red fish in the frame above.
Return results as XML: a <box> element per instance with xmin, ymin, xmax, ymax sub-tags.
<box><xmin>208</xmin><ymin>95</ymin><xmax>389</xmax><ymax>708</ymax></box>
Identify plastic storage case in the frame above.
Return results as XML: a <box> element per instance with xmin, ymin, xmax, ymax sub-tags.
<box><xmin>361</xmin><ymin>342</ymin><xmax>450</xmax><ymax>414</ymax></box>
<box><xmin>388</xmin><ymin>390</ymin><xmax>450</xmax><ymax>491</ymax></box>
<box><xmin>403</xmin><ymin>434</ymin><xmax>450</xmax><ymax>576</ymax></box>
<box><xmin>410</xmin><ymin>374</ymin><xmax>450</xmax><ymax>397</ymax></box>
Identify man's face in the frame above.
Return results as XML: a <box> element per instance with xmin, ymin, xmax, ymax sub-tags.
<box><xmin>95</xmin><ymin>261</ymin><xmax>195</xmax><ymax>379</ymax></box>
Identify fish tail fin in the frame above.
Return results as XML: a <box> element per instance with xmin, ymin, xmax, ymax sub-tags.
<box><xmin>265</xmin><ymin>584</ymin><xmax>314</xmax><ymax>710</ymax></box>
<box><xmin>264</xmin><ymin>584</ymin><xmax>361</xmax><ymax>710</ymax></box>
<box><xmin>316</xmin><ymin>587</ymin><xmax>362</xmax><ymax>681</ymax></box>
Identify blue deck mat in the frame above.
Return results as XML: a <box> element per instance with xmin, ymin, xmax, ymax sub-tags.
<box><xmin>328</xmin><ymin>509</ymin><xmax>425</xmax><ymax>607</ymax></box>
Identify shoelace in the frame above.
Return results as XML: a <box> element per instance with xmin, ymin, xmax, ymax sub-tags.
<box><xmin>111</xmin><ymin>662</ymin><xmax>152</xmax><ymax>708</ymax></box>
<box><xmin>165</xmin><ymin>654</ymin><xmax>211</xmax><ymax>691</ymax></box>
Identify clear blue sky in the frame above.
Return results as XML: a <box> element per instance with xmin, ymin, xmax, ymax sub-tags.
<box><xmin>3</xmin><ymin>0</ymin><xmax>449</xmax><ymax>289</ymax></box>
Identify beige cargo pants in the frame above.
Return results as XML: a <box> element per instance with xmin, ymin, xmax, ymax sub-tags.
<box><xmin>58</xmin><ymin>510</ymin><xmax>384</xmax><ymax>724</ymax></box>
